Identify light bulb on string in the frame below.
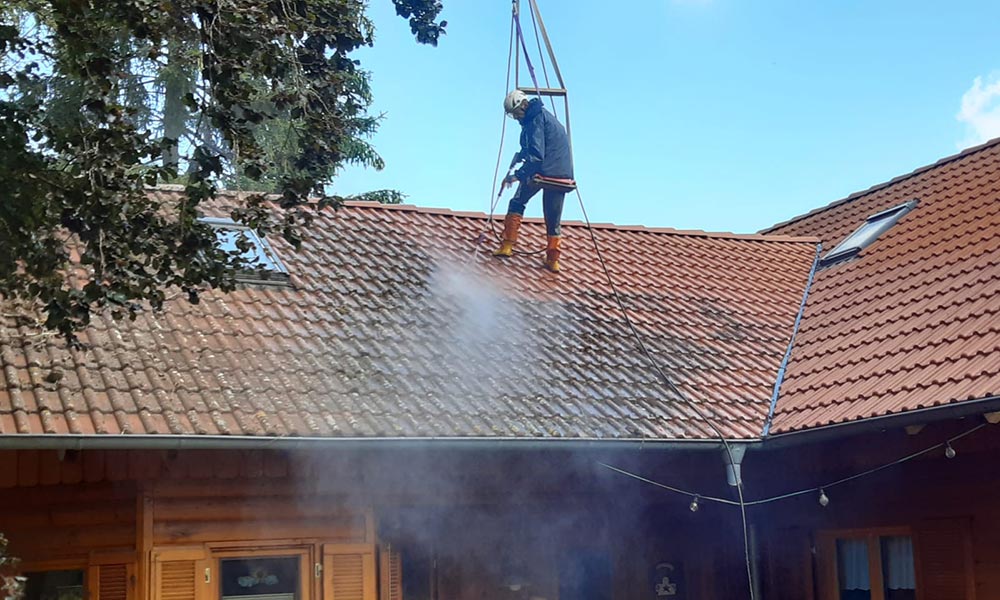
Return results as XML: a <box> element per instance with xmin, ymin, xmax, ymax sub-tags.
<box><xmin>945</xmin><ymin>441</ymin><xmax>956</xmax><ymax>459</ymax></box>
<box><xmin>818</xmin><ymin>488</ymin><xmax>829</xmax><ymax>507</ymax></box>
<box><xmin>689</xmin><ymin>495</ymin><xmax>700</xmax><ymax>512</ymax></box>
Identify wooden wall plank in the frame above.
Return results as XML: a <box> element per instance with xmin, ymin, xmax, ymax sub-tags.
<box><xmin>154</xmin><ymin>498</ymin><xmax>362</xmax><ymax>522</ymax></box>
<box><xmin>240</xmin><ymin>450</ymin><xmax>264</xmax><ymax>479</ymax></box>
<box><xmin>106</xmin><ymin>451</ymin><xmax>130</xmax><ymax>481</ymax></box>
<box><xmin>17</xmin><ymin>449</ymin><xmax>40</xmax><ymax>487</ymax></box>
<box><xmin>0</xmin><ymin>451</ymin><xmax>19</xmax><ymax>488</ymax></box>
<box><xmin>61</xmin><ymin>451</ymin><xmax>85</xmax><ymax>484</ymax></box>
<box><xmin>212</xmin><ymin>451</ymin><xmax>240</xmax><ymax>480</ymax></box>
<box><xmin>4</xmin><ymin>523</ymin><xmax>135</xmax><ymax>559</ymax></box>
<box><xmin>83</xmin><ymin>450</ymin><xmax>107</xmax><ymax>483</ymax></box>
<box><xmin>263</xmin><ymin>452</ymin><xmax>289</xmax><ymax>478</ymax></box>
<box><xmin>153</xmin><ymin>516</ymin><xmax>367</xmax><ymax>545</ymax></box>
<box><xmin>39</xmin><ymin>450</ymin><xmax>64</xmax><ymax>485</ymax></box>
<box><xmin>50</xmin><ymin>503</ymin><xmax>135</xmax><ymax>526</ymax></box>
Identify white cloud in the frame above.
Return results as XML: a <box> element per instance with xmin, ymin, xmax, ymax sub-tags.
<box><xmin>957</xmin><ymin>73</ymin><xmax>1000</xmax><ymax>148</ymax></box>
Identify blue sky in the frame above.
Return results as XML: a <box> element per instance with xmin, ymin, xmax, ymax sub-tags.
<box><xmin>333</xmin><ymin>0</ymin><xmax>1000</xmax><ymax>234</ymax></box>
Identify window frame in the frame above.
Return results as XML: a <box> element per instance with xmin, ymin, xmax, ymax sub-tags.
<box><xmin>210</xmin><ymin>546</ymin><xmax>312</xmax><ymax>600</ymax></box>
<box><xmin>820</xmin><ymin>200</ymin><xmax>918</xmax><ymax>268</ymax></box>
<box><xmin>17</xmin><ymin>563</ymin><xmax>88</xmax><ymax>600</ymax></box>
<box><xmin>199</xmin><ymin>217</ymin><xmax>291</xmax><ymax>285</ymax></box>
<box><xmin>816</xmin><ymin>527</ymin><xmax>920</xmax><ymax>600</ymax></box>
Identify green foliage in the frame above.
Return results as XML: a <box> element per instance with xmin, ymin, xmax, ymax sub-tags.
<box><xmin>1</xmin><ymin>533</ymin><xmax>24</xmax><ymax>600</ymax></box>
<box><xmin>0</xmin><ymin>0</ymin><xmax>445</xmax><ymax>343</ymax></box>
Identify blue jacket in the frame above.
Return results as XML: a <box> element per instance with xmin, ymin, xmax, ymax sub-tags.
<box><xmin>515</xmin><ymin>98</ymin><xmax>574</xmax><ymax>182</ymax></box>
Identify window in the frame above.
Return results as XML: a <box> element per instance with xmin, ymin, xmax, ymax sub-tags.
<box><xmin>820</xmin><ymin>200</ymin><xmax>917</xmax><ymax>267</ymax></box>
<box><xmin>220</xmin><ymin>556</ymin><xmax>301</xmax><ymax>600</ymax></box>
<box><xmin>21</xmin><ymin>570</ymin><xmax>85</xmax><ymax>600</ymax></box>
<box><xmin>200</xmin><ymin>218</ymin><xmax>290</xmax><ymax>284</ymax></box>
<box><xmin>820</xmin><ymin>530</ymin><xmax>916</xmax><ymax>600</ymax></box>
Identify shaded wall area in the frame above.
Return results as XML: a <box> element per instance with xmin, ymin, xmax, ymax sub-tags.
<box><xmin>0</xmin><ymin>445</ymin><xmax>750</xmax><ymax>600</ymax></box>
<box><xmin>748</xmin><ymin>418</ymin><xmax>1000</xmax><ymax>600</ymax></box>
<box><xmin>4</xmin><ymin>424</ymin><xmax>998</xmax><ymax>600</ymax></box>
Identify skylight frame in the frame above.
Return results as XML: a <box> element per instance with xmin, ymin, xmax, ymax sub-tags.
<box><xmin>819</xmin><ymin>200</ymin><xmax>918</xmax><ymax>268</ymax></box>
<box><xmin>200</xmin><ymin>217</ymin><xmax>291</xmax><ymax>285</ymax></box>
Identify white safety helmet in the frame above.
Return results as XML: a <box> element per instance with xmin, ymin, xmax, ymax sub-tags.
<box><xmin>503</xmin><ymin>89</ymin><xmax>529</xmax><ymax>115</ymax></box>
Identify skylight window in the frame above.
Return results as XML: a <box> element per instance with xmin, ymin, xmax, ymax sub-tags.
<box><xmin>200</xmin><ymin>217</ymin><xmax>290</xmax><ymax>284</ymax></box>
<box><xmin>820</xmin><ymin>200</ymin><xmax>918</xmax><ymax>268</ymax></box>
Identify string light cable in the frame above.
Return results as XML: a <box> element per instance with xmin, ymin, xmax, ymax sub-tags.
<box><xmin>599</xmin><ymin>421</ymin><xmax>989</xmax><ymax>508</ymax></box>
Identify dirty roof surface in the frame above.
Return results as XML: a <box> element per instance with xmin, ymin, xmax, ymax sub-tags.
<box><xmin>0</xmin><ymin>190</ymin><xmax>818</xmax><ymax>441</ymax></box>
<box><xmin>764</xmin><ymin>139</ymin><xmax>1000</xmax><ymax>433</ymax></box>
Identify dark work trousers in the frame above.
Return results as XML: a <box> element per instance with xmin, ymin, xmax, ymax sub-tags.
<box><xmin>507</xmin><ymin>180</ymin><xmax>566</xmax><ymax>237</ymax></box>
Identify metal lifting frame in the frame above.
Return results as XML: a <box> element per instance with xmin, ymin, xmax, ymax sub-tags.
<box><xmin>512</xmin><ymin>0</ymin><xmax>573</xmax><ymax>149</ymax></box>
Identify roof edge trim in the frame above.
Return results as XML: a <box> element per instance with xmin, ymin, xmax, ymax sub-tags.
<box><xmin>760</xmin><ymin>135</ymin><xmax>1000</xmax><ymax>234</ymax></box>
<box><xmin>763</xmin><ymin>395</ymin><xmax>1000</xmax><ymax>448</ymax></box>
<box><xmin>0</xmin><ymin>434</ymin><xmax>761</xmax><ymax>451</ymax></box>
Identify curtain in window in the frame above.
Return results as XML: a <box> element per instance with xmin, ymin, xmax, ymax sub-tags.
<box><xmin>837</xmin><ymin>539</ymin><xmax>871</xmax><ymax>591</ymax></box>
<box><xmin>881</xmin><ymin>536</ymin><xmax>916</xmax><ymax>599</ymax></box>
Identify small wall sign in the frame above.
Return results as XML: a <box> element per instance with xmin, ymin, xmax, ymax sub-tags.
<box><xmin>651</xmin><ymin>561</ymin><xmax>683</xmax><ymax>599</ymax></box>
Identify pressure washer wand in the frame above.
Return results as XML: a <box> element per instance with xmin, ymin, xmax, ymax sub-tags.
<box><xmin>497</xmin><ymin>167</ymin><xmax>516</xmax><ymax>200</ymax></box>
<box><xmin>497</xmin><ymin>155</ymin><xmax>520</xmax><ymax>199</ymax></box>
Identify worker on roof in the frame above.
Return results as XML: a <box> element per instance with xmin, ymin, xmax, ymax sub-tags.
<box><xmin>493</xmin><ymin>89</ymin><xmax>575</xmax><ymax>273</ymax></box>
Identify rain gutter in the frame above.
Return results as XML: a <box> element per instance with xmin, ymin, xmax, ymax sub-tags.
<box><xmin>760</xmin><ymin>394</ymin><xmax>1000</xmax><ymax>449</ymax></box>
<box><xmin>0</xmin><ymin>434</ymin><xmax>762</xmax><ymax>451</ymax></box>
<box><xmin>761</xmin><ymin>244</ymin><xmax>822</xmax><ymax>437</ymax></box>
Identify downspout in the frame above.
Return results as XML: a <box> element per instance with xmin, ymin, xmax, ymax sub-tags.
<box><xmin>723</xmin><ymin>443</ymin><xmax>748</xmax><ymax>487</ymax></box>
<box><xmin>761</xmin><ymin>244</ymin><xmax>822</xmax><ymax>437</ymax></box>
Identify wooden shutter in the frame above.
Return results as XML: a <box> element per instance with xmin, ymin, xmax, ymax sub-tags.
<box><xmin>87</xmin><ymin>560</ymin><xmax>135</xmax><ymax>600</ymax></box>
<box><xmin>323</xmin><ymin>544</ymin><xmax>376</xmax><ymax>600</ymax></box>
<box><xmin>915</xmin><ymin>519</ymin><xmax>976</xmax><ymax>600</ymax></box>
<box><xmin>151</xmin><ymin>547</ymin><xmax>210</xmax><ymax>600</ymax></box>
<box><xmin>379</xmin><ymin>546</ymin><xmax>402</xmax><ymax>600</ymax></box>
<box><xmin>99</xmin><ymin>564</ymin><xmax>131</xmax><ymax>600</ymax></box>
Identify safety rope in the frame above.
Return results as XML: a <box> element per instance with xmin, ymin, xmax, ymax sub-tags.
<box><xmin>482</xmin><ymin>6</ymin><xmax>546</xmax><ymax>258</ymax></box>
<box><xmin>471</xmin><ymin>13</ymin><xmax>518</xmax><ymax>266</ymax></box>
<box><xmin>512</xmin><ymin>2</ymin><xmax>543</xmax><ymax>97</ymax></box>
<box><xmin>527</xmin><ymin>2</ymin><xmax>559</xmax><ymax>115</ymax></box>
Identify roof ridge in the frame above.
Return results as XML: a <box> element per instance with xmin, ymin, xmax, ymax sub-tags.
<box><xmin>760</xmin><ymin>135</ymin><xmax>1000</xmax><ymax>233</ymax></box>
<box><xmin>339</xmin><ymin>200</ymin><xmax>820</xmax><ymax>244</ymax></box>
<box><xmin>148</xmin><ymin>185</ymin><xmax>820</xmax><ymax>244</ymax></box>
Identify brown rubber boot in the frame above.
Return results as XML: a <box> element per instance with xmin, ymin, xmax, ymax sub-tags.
<box><xmin>543</xmin><ymin>236</ymin><xmax>562</xmax><ymax>272</ymax></box>
<box><xmin>493</xmin><ymin>213</ymin><xmax>523</xmax><ymax>257</ymax></box>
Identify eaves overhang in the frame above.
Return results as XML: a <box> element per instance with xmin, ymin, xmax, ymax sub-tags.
<box><xmin>759</xmin><ymin>394</ymin><xmax>1000</xmax><ymax>450</ymax></box>
<box><xmin>0</xmin><ymin>433</ymin><xmax>763</xmax><ymax>452</ymax></box>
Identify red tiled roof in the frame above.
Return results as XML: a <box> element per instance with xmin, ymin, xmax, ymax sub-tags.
<box><xmin>764</xmin><ymin>139</ymin><xmax>1000</xmax><ymax>433</ymax></box>
<box><xmin>0</xmin><ymin>190</ymin><xmax>818</xmax><ymax>441</ymax></box>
